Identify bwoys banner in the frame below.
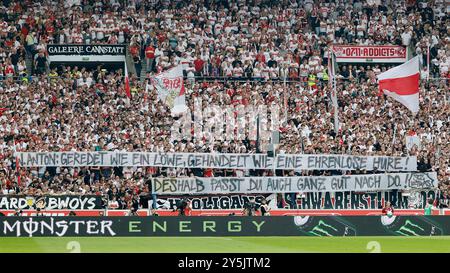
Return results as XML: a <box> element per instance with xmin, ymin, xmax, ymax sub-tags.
<box><xmin>1</xmin><ymin>216</ymin><xmax>450</xmax><ymax>237</ymax></box>
<box><xmin>0</xmin><ymin>195</ymin><xmax>103</xmax><ymax>210</ymax></box>
<box><xmin>333</xmin><ymin>45</ymin><xmax>407</xmax><ymax>63</ymax></box>
<box><xmin>151</xmin><ymin>172</ymin><xmax>438</xmax><ymax>194</ymax></box>
<box><xmin>16</xmin><ymin>152</ymin><xmax>417</xmax><ymax>171</ymax></box>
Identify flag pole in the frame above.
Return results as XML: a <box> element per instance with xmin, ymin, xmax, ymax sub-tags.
<box><xmin>391</xmin><ymin>123</ymin><xmax>397</xmax><ymax>154</ymax></box>
<box><xmin>12</xmin><ymin>136</ymin><xmax>21</xmax><ymax>186</ymax></box>
<box><xmin>427</xmin><ymin>44</ymin><xmax>430</xmax><ymax>82</ymax></box>
<box><xmin>284</xmin><ymin>74</ymin><xmax>288</xmax><ymax>126</ymax></box>
<box><xmin>329</xmin><ymin>47</ymin><xmax>339</xmax><ymax>132</ymax></box>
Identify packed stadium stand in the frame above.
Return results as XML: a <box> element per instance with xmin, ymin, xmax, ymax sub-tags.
<box><xmin>0</xmin><ymin>0</ymin><xmax>448</xmax><ymax>213</ymax></box>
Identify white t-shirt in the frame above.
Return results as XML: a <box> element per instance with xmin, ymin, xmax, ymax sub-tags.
<box><xmin>401</xmin><ymin>32</ymin><xmax>412</xmax><ymax>46</ymax></box>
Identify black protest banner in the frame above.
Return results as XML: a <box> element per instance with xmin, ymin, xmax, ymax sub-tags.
<box><xmin>295</xmin><ymin>190</ymin><xmax>438</xmax><ymax>210</ymax></box>
<box><xmin>152</xmin><ymin>194</ymin><xmax>274</xmax><ymax>210</ymax></box>
<box><xmin>0</xmin><ymin>195</ymin><xmax>103</xmax><ymax>210</ymax></box>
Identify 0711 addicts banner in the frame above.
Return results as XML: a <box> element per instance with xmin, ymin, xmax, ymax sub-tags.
<box><xmin>333</xmin><ymin>45</ymin><xmax>407</xmax><ymax>63</ymax></box>
<box><xmin>1</xmin><ymin>216</ymin><xmax>449</xmax><ymax>237</ymax></box>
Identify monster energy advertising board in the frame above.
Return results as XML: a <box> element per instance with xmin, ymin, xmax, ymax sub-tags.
<box><xmin>1</xmin><ymin>216</ymin><xmax>449</xmax><ymax>237</ymax></box>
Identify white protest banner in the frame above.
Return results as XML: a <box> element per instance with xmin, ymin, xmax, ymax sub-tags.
<box><xmin>151</xmin><ymin>64</ymin><xmax>187</xmax><ymax>114</ymax></box>
<box><xmin>406</xmin><ymin>135</ymin><xmax>421</xmax><ymax>151</ymax></box>
<box><xmin>16</xmin><ymin>152</ymin><xmax>417</xmax><ymax>171</ymax></box>
<box><xmin>151</xmin><ymin>172</ymin><xmax>438</xmax><ymax>195</ymax></box>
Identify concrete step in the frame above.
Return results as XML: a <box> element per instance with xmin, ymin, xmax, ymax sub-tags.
<box><xmin>25</xmin><ymin>52</ymin><xmax>33</xmax><ymax>75</ymax></box>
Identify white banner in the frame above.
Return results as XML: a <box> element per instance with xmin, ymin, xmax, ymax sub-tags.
<box><xmin>333</xmin><ymin>45</ymin><xmax>407</xmax><ymax>63</ymax></box>
<box><xmin>151</xmin><ymin>65</ymin><xmax>187</xmax><ymax>114</ymax></box>
<box><xmin>16</xmin><ymin>152</ymin><xmax>417</xmax><ymax>171</ymax></box>
<box><xmin>151</xmin><ymin>172</ymin><xmax>438</xmax><ymax>195</ymax></box>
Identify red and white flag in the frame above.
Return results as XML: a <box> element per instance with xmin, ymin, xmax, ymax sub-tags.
<box><xmin>152</xmin><ymin>65</ymin><xmax>187</xmax><ymax>114</ymax></box>
<box><xmin>377</xmin><ymin>56</ymin><xmax>420</xmax><ymax>113</ymax></box>
<box><xmin>124</xmin><ymin>64</ymin><xmax>131</xmax><ymax>99</ymax></box>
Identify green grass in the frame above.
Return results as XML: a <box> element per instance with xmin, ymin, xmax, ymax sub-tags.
<box><xmin>1</xmin><ymin>236</ymin><xmax>450</xmax><ymax>253</ymax></box>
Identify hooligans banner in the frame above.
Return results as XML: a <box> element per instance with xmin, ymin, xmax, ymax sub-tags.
<box><xmin>151</xmin><ymin>173</ymin><xmax>438</xmax><ymax>194</ymax></box>
<box><xmin>151</xmin><ymin>194</ymin><xmax>276</xmax><ymax>210</ymax></box>
<box><xmin>333</xmin><ymin>45</ymin><xmax>407</xmax><ymax>63</ymax></box>
<box><xmin>16</xmin><ymin>152</ymin><xmax>417</xmax><ymax>171</ymax></box>
<box><xmin>0</xmin><ymin>195</ymin><xmax>103</xmax><ymax>210</ymax></box>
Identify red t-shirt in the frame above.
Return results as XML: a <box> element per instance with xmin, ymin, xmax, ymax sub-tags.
<box><xmin>21</xmin><ymin>25</ymin><xmax>29</xmax><ymax>36</ymax></box>
<box><xmin>256</xmin><ymin>53</ymin><xmax>266</xmax><ymax>63</ymax></box>
<box><xmin>145</xmin><ymin>46</ymin><xmax>155</xmax><ymax>59</ymax></box>
<box><xmin>194</xmin><ymin>59</ymin><xmax>205</xmax><ymax>72</ymax></box>
<box><xmin>157</xmin><ymin>33</ymin><xmax>166</xmax><ymax>43</ymax></box>
<box><xmin>4</xmin><ymin>65</ymin><xmax>14</xmax><ymax>75</ymax></box>
<box><xmin>130</xmin><ymin>45</ymin><xmax>139</xmax><ymax>57</ymax></box>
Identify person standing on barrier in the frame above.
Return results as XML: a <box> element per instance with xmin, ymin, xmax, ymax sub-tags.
<box><xmin>173</xmin><ymin>197</ymin><xmax>190</xmax><ymax>216</ymax></box>
<box><xmin>147</xmin><ymin>179</ymin><xmax>158</xmax><ymax>210</ymax></box>
<box><xmin>259</xmin><ymin>199</ymin><xmax>271</xmax><ymax>216</ymax></box>
<box><xmin>382</xmin><ymin>201</ymin><xmax>394</xmax><ymax>217</ymax></box>
<box><xmin>242</xmin><ymin>199</ymin><xmax>257</xmax><ymax>216</ymax></box>
<box><xmin>185</xmin><ymin>199</ymin><xmax>192</xmax><ymax>216</ymax></box>
<box><xmin>424</xmin><ymin>198</ymin><xmax>434</xmax><ymax>215</ymax></box>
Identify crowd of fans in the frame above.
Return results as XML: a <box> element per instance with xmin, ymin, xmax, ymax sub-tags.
<box><xmin>0</xmin><ymin>0</ymin><xmax>449</xmax><ymax>210</ymax></box>
<box><xmin>1</xmin><ymin>0</ymin><xmax>449</xmax><ymax>79</ymax></box>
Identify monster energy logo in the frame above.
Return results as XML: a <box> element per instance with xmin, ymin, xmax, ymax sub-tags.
<box><xmin>308</xmin><ymin>220</ymin><xmax>339</xmax><ymax>236</ymax></box>
<box><xmin>394</xmin><ymin>220</ymin><xmax>425</xmax><ymax>236</ymax></box>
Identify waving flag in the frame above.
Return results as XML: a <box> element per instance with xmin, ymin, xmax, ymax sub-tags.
<box><xmin>377</xmin><ymin>56</ymin><xmax>420</xmax><ymax>113</ymax></box>
<box><xmin>124</xmin><ymin>64</ymin><xmax>131</xmax><ymax>99</ymax></box>
<box><xmin>152</xmin><ymin>65</ymin><xmax>187</xmax><ymax>114</ymax></box>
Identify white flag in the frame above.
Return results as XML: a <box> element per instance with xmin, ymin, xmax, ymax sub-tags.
<box><xmin>152</xmin><ymin>65</ymin><xmax>187</xmax><ymax>114</ymax></box>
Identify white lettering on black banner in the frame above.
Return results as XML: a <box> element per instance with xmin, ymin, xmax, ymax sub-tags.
<box><xmin>47</xmin><ymin>45</ymin><xmax>126</xmax><ymax>55</ymax></box>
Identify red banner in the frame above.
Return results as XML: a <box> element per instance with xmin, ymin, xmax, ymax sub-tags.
<box><xmin>333</xmin><ymin>45</ymin><xmax>408</xmax><ymax>63</ymax></box>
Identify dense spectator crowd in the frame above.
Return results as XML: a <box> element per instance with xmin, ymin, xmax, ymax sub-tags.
<box><xmin>1</xmin><ymin>0</ymin><xmax>449</xmax><ymax>79</ymax></box>
<box><xmin>0</xmin><ymin>0</ymin><xmax>449</xmax><ymax>210</ymax></box>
